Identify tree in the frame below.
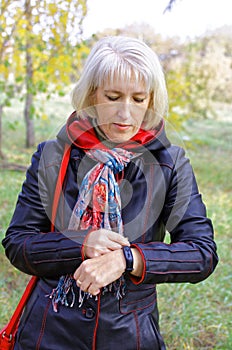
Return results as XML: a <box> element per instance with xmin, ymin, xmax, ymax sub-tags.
<box><xmin>0</xmin><ymin>1</ymin><xmax>21</xmax><ymax>158</ymax></box>
<box><xmin>24</xmin><ymin>0</ymin><xmax>35</xmax><ymax>147</ymax></box>
<box><xmin>0</xmin><ymin>0</ymin><xmax>88</xmax><ymax>151</ymax></box>
<box><xmin>21</xmin><ymin>0</ymin><xmax>88</xmax><ymax>147</ymax></box>
<box><xmin>202</xmin><ymin>27</ymin><xmax>232</xmax><ymax>103</ymax></box>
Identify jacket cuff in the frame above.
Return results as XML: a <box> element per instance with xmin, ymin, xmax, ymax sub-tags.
<box><xmin>129</xmin><ymin>244</ymin><xmax>146</xmax><ymax>285</ymax></box>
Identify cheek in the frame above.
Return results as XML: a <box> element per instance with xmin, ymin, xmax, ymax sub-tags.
<box><xmin>132</xmin><ymin>106</ymin><xmax>148</xmax><ymax>122</ymax></box>
<box><xmin>96</xmin><ymin>105</ymin><xmax>117</xmax><ymax>121</ymax></box>
<box><xmin>96</xmin><ymin>110</ymin><xmax>109</xmax><ymax>128</ymax></box>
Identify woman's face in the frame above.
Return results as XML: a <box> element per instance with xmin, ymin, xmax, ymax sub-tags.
<box><xmin>93</xmin><ymin>78</ymin><xmax>150</xmax><ymax>143</ymax></box>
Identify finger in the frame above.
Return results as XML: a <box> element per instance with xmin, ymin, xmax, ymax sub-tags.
<box><xmin>88</xmin><ymin>285</ymin><xmax>100</xmax><ymax>296</ymax></box>
<box><xmin>107</xmin><ymin>231</ymin><xmax>130</xmax><ymax>245</ymax></box>
<box><xmin>106</xmin><ymin>241</ymin><xmax>125</xmax><ymax>251</ymax></box>
<box><xmin>80</xmin><ymin>281</ymin><xmax>91</xmax><ymax>293</ymax></box>
<box><xmin>73</xmin><ymin>269</ymin><xmax>80</xmax><ymax>281</ymax></box>
<box><xmin>76</xmin><ymin>279</ymin><xmax>82</xmax><ymax>287</ymax></box>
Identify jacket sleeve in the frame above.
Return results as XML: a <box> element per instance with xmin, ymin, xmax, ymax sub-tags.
<box><xmin>2</xmin><ymin>143</ymin><xmax>87</xmax><ymax>278</ymax></box>
<box><xmin>131</xmin><ymin>147</ymin><xmax>218</xmax><ymax>285</ymax></box>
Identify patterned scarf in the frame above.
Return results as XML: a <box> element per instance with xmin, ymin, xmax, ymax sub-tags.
<box><xmin>48</xmin><ymin>147</ymin><xmax>134</xmax><ymax>312</ymax></box>
<box><xmin>69</xmin><ymin>148</ymin><xmax>133</xmax><ymax>232</ymax></box>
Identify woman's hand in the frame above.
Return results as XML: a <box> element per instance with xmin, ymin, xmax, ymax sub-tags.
<box><xmin>84</xmin><ymin>229</ymin><xmax>130</xmax><ymax>258</ymax></box>
<box><xmin>74</xmin><ymin>249</ymin><xmax>126</xmax><ymax>295</ymax></box>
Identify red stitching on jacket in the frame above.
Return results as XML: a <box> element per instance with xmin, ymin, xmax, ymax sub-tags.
<box><xmin>141</xmin><ymin>246</ymin><xmax>200</xmax><ymax>253</ymax></box>
<box><xmin>92</xmin><ymin>293</ymin><xmax>101</xmax><ymax>350</ymax></box>
<box><xmin>148</xmin><ymin>258</ymin><xmax>203</xmax><ymax>263</ymax></box>
<box><xmin>123</xmin><ymin>291</ymin><xmax>156</xmax><ymax>306</ymax></box>
<box><xmin>31</xmin><ymin>236</ymin><xmax>84</xmax><ymax>244</ymax></box>
<box><xmin>23</xmin><ymin>237</ymin><xmax>38</xmax><ymax>275</ymax></box>
<box><xmin>32</xmin><ymin>257</ymin><xmax>81</xmax><ymax>264</ymax></box>
<box><xmin>30</xmin><ymin>246</ymin><xmax>81</xmax><ymax>254</ymax></box>
<box><xmin>36</xmin><ymin>299</ymin><xmax>51</xmax><ymax>350</ymax></box>
<box><xmin>149</xmin><ymin>269</ymin><xmax>201</xmax><ymax>274</ymax></box>
<box><xmin>205</xmin><ymin>251</ymin><xmax>213</xmax><ymax>277</ymax></box>
<box><xmin>159</xmin><ymin>162</ymin><xmax>174</xmax><ymax>170</ymax></box>
<box><xmin>120</xmin><ymin>296</ymin><xmax>156</xmax><ymax>314</ymax></box>
<box><xmin>133</xmin><ymin>311</ymin><xmax>140</xmax><ymax>350</ymax></box>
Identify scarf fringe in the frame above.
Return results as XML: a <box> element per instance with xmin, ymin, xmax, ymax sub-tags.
<box><xmin>47</xmin><ymin>275</ymin><xmax>127</xmax><ymax>312</ymax></box>
<box><xmin>46</xmin><ymin>275</ymin><xmax>75</xmax><ymax>313</ymax></box>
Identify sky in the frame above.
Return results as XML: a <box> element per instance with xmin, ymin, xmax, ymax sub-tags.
<box><xmin>82</xmin><ymin>0</ymin><xmax>232</xmax><ymax>40</ymax></box>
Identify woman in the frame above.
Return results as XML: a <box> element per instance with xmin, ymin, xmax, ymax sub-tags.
<box><xmin>2</xmin><ymin>36</ymin><xmax>218</xmax><ymax>350</ymax></box>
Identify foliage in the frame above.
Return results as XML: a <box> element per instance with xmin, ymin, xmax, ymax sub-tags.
<box><xmin>0</xmin><ymin>0</ymin><xmax>89</xmax><ymax>149</ymax></box>
<box><xmin>1</xmin><ymin>0</ymin><xmax>88</xmax><ymax>92</ymax></box>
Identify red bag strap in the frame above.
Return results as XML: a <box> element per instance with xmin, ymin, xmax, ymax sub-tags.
<box><xmin>0</xmin><ymin>275</ymin><xmax>38</xmax><ymax>345</ymax></box>
<box><xmin>1</xmin><ymin>143</ymin><xmax>71</xmax><ymax>344</ymax></box>
<box><xmin>51</xmin><ymin>143</ymin><xmax>71</xmax><ymax>231</ymax></box>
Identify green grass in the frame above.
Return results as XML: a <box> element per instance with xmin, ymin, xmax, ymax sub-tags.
<box><xmin>0</xmin><ymin>99</ymin><xmax>231</xmax><ymax>349</ymax></box>
<box><xmin>159</xmin><ymin>118</ymin><xmax>232</xmax><ymax>349</ymax></box>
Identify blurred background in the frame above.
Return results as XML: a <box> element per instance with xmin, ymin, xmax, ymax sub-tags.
<box><xmin>0</xmin><ymin>1</ymin><xmax>231</xmax><ymax>348</ymax></box>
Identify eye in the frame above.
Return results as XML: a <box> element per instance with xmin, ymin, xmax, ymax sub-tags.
<box><xmin>105</xmin><ymin>95</ymin><xmax>119</xmax><ymax>101</ymax></box>
<box><xmin>133</xmin><ymin>97</ymin><xmax>145</xmax><ymax>103</ymax></box>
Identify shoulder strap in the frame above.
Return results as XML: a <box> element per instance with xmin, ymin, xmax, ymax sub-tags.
<box><xmin>0</xmin><ymin>275</ymin><xmax>38</xmax><ymax>347</ymax></box>
<box><xmin>51</xmin><ymin>143</ymin><xmax>71</xmax><ymax>231</ymax></box>
<box><xmin>0</xmin><ymin>143</ymin><xmax>71</xmax><ymax>347</ymax></box>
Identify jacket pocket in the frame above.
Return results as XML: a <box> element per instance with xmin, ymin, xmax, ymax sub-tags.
<box><xmin>119</xmin><ymin>280</ymin><xmax>157</xmax><ymax>314</ymax></box>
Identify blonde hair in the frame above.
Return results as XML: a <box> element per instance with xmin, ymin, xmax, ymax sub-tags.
<box><xmin>71</xmin><ymin>36</ymin><xmax>168</xmax><ymax>129</ymax></box>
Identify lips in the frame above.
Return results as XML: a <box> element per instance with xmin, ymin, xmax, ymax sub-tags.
<box><xmin>113</xmin><ymin>123</ymin><xmax>131</xmax><ymax>130</ymax></box>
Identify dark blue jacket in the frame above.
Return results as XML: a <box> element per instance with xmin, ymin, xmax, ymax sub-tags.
<box><xmin>2</xmin><ymin>121</ymin><xmax>218</xmax><ymax>350</ymax></box>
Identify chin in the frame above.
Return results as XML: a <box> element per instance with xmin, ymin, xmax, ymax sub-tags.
<box><xmin>107</xmin><ymin>134</ymin><xmax>132</xmax><ymax>143</ymax></box>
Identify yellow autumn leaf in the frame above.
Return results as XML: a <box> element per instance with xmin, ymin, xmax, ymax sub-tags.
<box><xmin>41</xmin><ymin>114</ymin><xmax>48</xmax><ymax>121</ymax></box>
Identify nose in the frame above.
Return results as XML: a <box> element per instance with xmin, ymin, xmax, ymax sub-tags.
<box><xmin>117</xmin><ymin>102</ymin><xmax>131</xmax><ymax>120</ymax></box>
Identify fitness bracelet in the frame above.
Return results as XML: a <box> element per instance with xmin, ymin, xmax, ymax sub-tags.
<box><xmin>122</xmin><ymin>246</ymin><xmax>134</xmax><ymax>272</ymax></box>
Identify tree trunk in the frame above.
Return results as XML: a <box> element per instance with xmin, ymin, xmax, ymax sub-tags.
<box><xmin>24</xmin><ymin>0</ymin><xmax>35</xmax><ymax>148</ymax></box>
<box><xmin>0</xmin><ymin>105</ymin><xmax>5</xmax><ymax>159</ymax></box>
<box><xmin>24</xmin><ymin>88</ymin><xmax>35</xmax><ymax>148</ymax></box>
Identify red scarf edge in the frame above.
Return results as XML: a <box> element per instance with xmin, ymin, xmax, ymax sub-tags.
<box><xmin>66</xmin><ymin>111</ymin><xmax>164</xmax><ymax>151</ymax></box>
